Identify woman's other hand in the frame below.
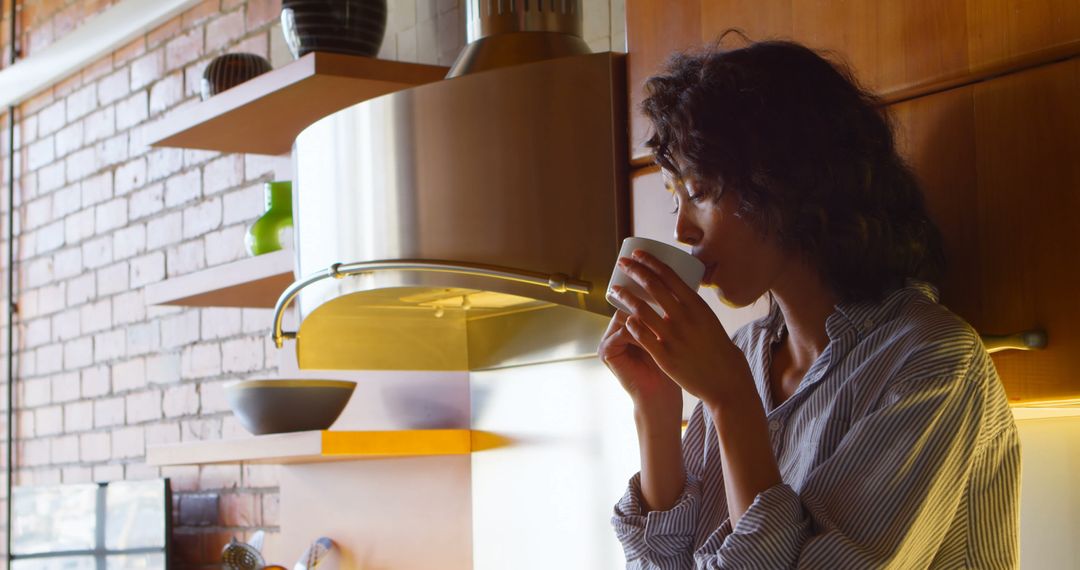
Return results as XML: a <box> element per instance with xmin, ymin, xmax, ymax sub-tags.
<box><xmin>598</xmin><ymin>306</ymin><xmax>684</xmax><ymax>422</ymax></box>
<box><xmin>608</xmin><ymin>250</ymin><xmax>756</xmax><ymax>411</ymax></box>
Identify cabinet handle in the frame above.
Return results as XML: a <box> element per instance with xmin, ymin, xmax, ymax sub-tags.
<box><xmin>981</xmin><ymin>329</ymin><xmax>1048</xmax><ymax>353</ymax></box>
<box><xmin>271</xmin><ymin>259</ymin><xmax>593</xmax><ymax>348</ymax></box>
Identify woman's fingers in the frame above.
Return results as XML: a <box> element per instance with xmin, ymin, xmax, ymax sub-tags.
<box><xmin>617</xmin><ymin>257</ymin><xmax>683</xmax><ymax>319</ymax></box>
<box><xmin>609</xmin><ymin>286</ymin><xmax>668</xmax><ymax>340</ymax></box>
<box><xmin>628</xmin><ymin>250</ymin><xmax>709</xmax><ymax>314</ymax></box>
<box><xmin>624</xmin><ymin>315</ymin><xmax>669</xmax><ymax>362</ymax></box>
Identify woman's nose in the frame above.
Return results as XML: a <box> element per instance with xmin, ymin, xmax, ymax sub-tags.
<box><xmin>674</xmin><ymin>211</ymin><xmax>702</xmax><ymax>246</ymax></box>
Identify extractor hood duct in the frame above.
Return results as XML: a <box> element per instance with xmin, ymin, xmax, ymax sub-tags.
<box><xmin>275</xmin><ymin>0</ymin><xmax>628</xmax><ymax>371</ymax></box>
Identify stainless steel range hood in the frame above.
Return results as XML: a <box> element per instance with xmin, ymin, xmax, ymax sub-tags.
<box><xmin>272</xmin><ymin>1</ymin><xmax>628</xmax><ymax>371</ymax></box>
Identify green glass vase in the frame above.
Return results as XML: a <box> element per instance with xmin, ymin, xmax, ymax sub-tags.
<box><xmin>245</xmin><ymin>181</ymin><xmax>293</xmax><ymax>256</ymax></box>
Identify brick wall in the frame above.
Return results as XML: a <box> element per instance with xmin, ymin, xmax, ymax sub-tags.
<box><xmin>0</xmin><ymin>0</ymin><xmax>621</xmax><ymax>567</ymax></box>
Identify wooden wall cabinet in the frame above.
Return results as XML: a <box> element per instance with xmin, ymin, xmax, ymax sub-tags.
<box><xmin>626</xmin><ymin>0</ymin><xmax>1080</xmax><ymax>404</ymax></box>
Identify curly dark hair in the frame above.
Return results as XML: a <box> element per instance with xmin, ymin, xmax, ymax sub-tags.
<box><xmin>641</xmin><ymin>35</ymin><xmax>945</xmax><ymax>303</ymax></box>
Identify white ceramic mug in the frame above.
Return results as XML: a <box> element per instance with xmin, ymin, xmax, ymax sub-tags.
<box><xmin>606</xmin><ymin>237</ymin><xmax>705</xmax><ymax>317</ymax></box>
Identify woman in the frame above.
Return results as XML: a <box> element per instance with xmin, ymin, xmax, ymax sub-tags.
<box><xmin>600</xmin><ymin>39</ymin><xmax>1020</xmax><ymax>569</ymax></box>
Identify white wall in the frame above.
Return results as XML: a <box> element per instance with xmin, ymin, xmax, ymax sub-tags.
<box><xmin>1016</xmin><ymin>416</ymin><xmax>1080</xmax><ymax>569</ymax></box>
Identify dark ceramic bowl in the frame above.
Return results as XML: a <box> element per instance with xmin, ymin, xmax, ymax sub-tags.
<box><xmin>281</xmin><ymin>0</ymin><xmax>388</xmax><ymax>58</ymax></box>
<box><xmin>225</xmin><ymin>379</ymin><xmax>356</xmax><ymax>435</ymax></box>
<box><xmin>201</xmin><ymin>53</ymin><xmax>273</xmax><ymax>100</ymax></box>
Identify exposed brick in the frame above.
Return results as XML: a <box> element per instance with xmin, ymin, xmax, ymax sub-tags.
<box><xmin>26</xmin><ymin>256</ymin><xmax>55</xmax><ymax>288</ymax></box>
<box><xmin>222</xmin><ymin>336</ymin><xmax>264</xmax><ymax>373</ymax></box>
<box><xmin>165</xmin><ymin>169</ymin><xmax>202</xmax><ymax>208</ymax></box>
<box><xmin>130</xmin><ymin>251</ymin><xmax>165</xmax><ymax>287</ymax></box>
<box><xmin>35</xmin><ymin>405</ymin><xmax>63</xmax><ymax>436</ymax></box>
<box><xmin>162</xmin><ymin>310</ymin><xmax>200</xmax><ymax>348</ymax></box>
<box><xmin>62</xmin><ymin>465</ymin><xmax>94</xmax><ymax>483</ymax></box>
<box><xmin>27</xmin><ymin>136</ymin><xmax>55</xmax><ymax>170</ymax></box>
<box><xmin>126</xmin><ymin>463</ymin><xmax>161</xmax><ymax>481</ymax></box>
<box><xmin>81</xmin><ymin>365</ymin><xmax>111</xmax><ymax>397</ymax></box>
<box><xmin>39</xmin><ymin>162</ymin><xmax>68</xmax><ymax>193</ymax></box>
<box><xmin>65</xmin><ymin>147</ymin><xmax>98</xmax><ymax>181</ymax></box>
<box><xmin>93</xmin><ymin>397</ymin><xmax>125</xmax><ymax>427</ymax></box>
<box><xmin>52</xmin><ymin>308</ymin><xmax>82</xmax><ymax>342</ymax></box>
<box><xmin>126</xmin><ymin>389</ymin><xmax>163</xmax><ymax>424</ymax></box>
<box><xmin>17</xmin><ymin>409</ymin><xmax>37</xmax><ymax>437</ymax></box>
<box><xmin>80</xmin><ymin>298</ymin><xmax>111</xmax><ymax>334</ymax></box>
<box><xmin>51</xmin><ymin>434</ymin><xmax>81</xmax><ymax>464</ymax></box>
<box><xmin>116</xmin><ymin>91</ymin><xmax>149</xmax><ymax>131</ymax></box>
<box><xmin>55</xmin><ymin>121</ymin><xmax>84</xmax><ymax>157</ymax></box>
<box><xmin>222</xmin><ymin>184</ymin><xmax>262</xmax><ymax>225</ymax></box>
<box><xmin>82</xmin><ymin>171</ymin><xmax>113</xmax><ymax>206</ymax></box>
<box><xmin>166</xmin><ymin>240</ymin><xmax>206</xmax><ymax>277</ymax></box>
<box><xmin>95</xmin><ymin>198</ymin><xmax>128</xmax><ymax>233</ymax></box>
<box><xmin>93</xmin><ymin>329</ymin><xmax>126</xmax><ymax>362</ymax></box>
<box><xmin>63</xmin><ymin>337</ymin><xmax>93</xmax><ymax>369</ymax></box>
<box><xmin>242</xmin><ymin>464</ymin><xmax>279</xmax><ymax>488</ymax></box>
<box><xmin>203</xmin><ymin>155</ymin><xmax>243</xmax><ymax>195</ymax></box>
<box><xmin>66</xmin><ymin>84</ymin><xmax>98</xmax><ymax>122</ymax></box>
<box><xmin>93</xmin><ymin>464</ymin><xmax>124</xmax><ymax>482</ymax></box>
<box><xmin>182</xmin><ymin>197</ymin><xmax>222</xmax><ymax>238</ymax></box>
<box><xmin>166</xmin><ymin>28</ymin><xmax>204</xmax><ymax>70</ymax></box>
<box><xmin>26</xmin><ymin>195</ymin><xmax>53</xmax><ymax>229</ymax></box>
<box><xmin>134</xmin><ymin>353</ymin><xmax>178</xmax><ymax>391</ymax></box>
<box><xmin>22</xmin><ymin>439</ymin><xmax>51</xmax><ymax>466</ymax></box>
<box><xmin>231</xmin><ymin>34</ymin><xmax>270</xmax><ymax>60</ymax></box>
<box><xmin>113</xmin><ymin>290</ymin><xmax>148</xmax><ymax>325</ymax></box>
<box><xmin>53</xmin><ymin>247</ymin><xmax>83</xmax><ymax>280</ymax></box>
<box><xmin>25</xmin><ymin>318</ymin><xmax>51</xmax><ymax>348</ymax></box>
<box><xmin>112</xmin><ymin>36</ymin><xmax>147</xmax><ymax>69</ymax></box>
<box><xmin>50</xmin><ymin>370</ymin><xmax>82</xmax><ymax>403</ymax></box>
<box><xmin>113</xmin><ymin>224</ymin><xmax>147</xmax><ymax>259</ymax></box>
<box><xmin>38</xmin><ymin>100</ymin><xmax>67</xmax><ymax>135</ymax></box>
<box><xmin>38</xmin><ymin>282</ymin><xmax>66</xmax><ymax>314</ymax></box>
<box><xmin>64</xmin><ymin>401</ymin><xmax>93</xmax><ymax>432</ymax></box>
<box><xmin>95</xmin><ymin>133</ymin><xmax>129</xmax><ymax>168</ymax></box>
<box><xmin>181</xmin><ymin>343</ymin><xmax>221</xmax><ymax>379</ymax></box>
<box><xmin>36</xmin><ymin>219</ymin><xmax>66</xmax><ymax>254</ymax></box>
<box><xmin>183</xmin><ymin>59</ymin><xmax>212</xmax><ymax>98</ymax></box>
<box><xmin>96</xmin><ymin>261</ymin><xmax>130</xmax><ymax>296</ymax></box>
<box><xmin>35</xmin><ymin>342</ymin><xmax>64</xmax><ymax>374</ymax></box>
<box><xmin>66</xmin><ymin>272</ymin><xmax>96</xmax><ymax>307</ymax></box>
<box><xmin>205</xmin><ymin>10</ymin><xmax>245</xmax><ymax>53</ymax></box>
<box><xmin>199</xmin><ymin>380</ymin><xmax>230</xmax><ymax>413</ymax></box>
<box><xmin>220</xmin><ymin>493</ymin><xmax>258</xmax><ymax>526</ymax></box>
<box><xmin>130</xmin><ymin>183</ymin><xmax>165</xmax><ymax>219</ymax></box>
<box><xmin>148</xmin><ymin>15</ymin><xmax>182</xmax><ymax>48</ymax></box>
<box><xmin>65</xmin><ymin>208</ymin><xmax>95</xmax><ymax>245</ymax></box>
<box><xmin>146</xmin><ymin>422</ymin><xmax>181</xmax><ymax>446</ymax></box>
<box><xmin>150</xmin><ymin>71</ymin><xmax>185</xmax><ymax>116</ymax></box>
<box><xmin>130</xmin><ymin>50</ymin><xmax>165</xmax><ymax>91</ymax></box>
<box><xmin>112</xmin><ymin>356</ymin><xmax>147</xmax><ymax>392</ymax></box>
<box><xmin>262</xmin><ymin>493</ymin><xmax>280</xmax><ymax>526</ymax></box>
<box><xmin>147</xmin><ymin>148</ymin><xmax>185</xmax><ymax>181</ymax></box>
<box><xmin>97</xmin><ymin>69</ymin><xmax>130</xmax><ymax>106</ymax></box>
<box><xmin>182</xmin><ymin>417</ymin><xmax>221</xmax><ymax>442</ymax></box>
<box><xmin>83</xmin><ymin>106</ymin><xmax>116</xmax><ymax>144</ymax></box>
<box><xmin>127</xmin><ymin>321</ymin><xmax>161</xmax><ymax>357</ymax></box>
<box><xmin>82</xmin><ymin>54</ymin><xmax>114</xmax><ymax>84</ymax></box>
<box><xmin>162</xmin><ymin>465</ymin><xmax>200</xmax><ymax>491</ymax></box>
<box><xmin>246</xmin><ymin>0</ymin><xmax>281</xmax><ymax>31</ymax></box>
<box><xmin>206</xmin><ymin>224</ymin><xmax>252</xmax><ymax>265</ymax></box>
<box><xmin>183</xmin><ymin>149</ymin><xmax>220</xmax><ymax>168</ymax></box>
<box><xmin>112</xmin><ymin>426</ymin><xmax>145</xmax><ymax>458</ymax></box>
<box><xmin>82</xmin><ymin>235</ymin><xmax>113</xmax><ymax>270</ymax></box>
<box><xmin>201</xmin><ymin>307</ymin><xmax>242</xmax><ymax>340</ymax></box>
<box><xmin>199</xmin><ymin>464</ymin><xmax>241</xmax><ymax>490</ymax></box>
<box><xmin>184</xmin><ymin>0</ymin><xmax>222</xmax><ymax>28</ymax></box>
<box><xmin>164</xmin><ymin>383</ymin><xmax>199</xmax><ymax>417</ymax></box>
<box><xmin>115</xmin><ymin>158</ymin><xmax>147</xmax><ymax>196</ymax></box>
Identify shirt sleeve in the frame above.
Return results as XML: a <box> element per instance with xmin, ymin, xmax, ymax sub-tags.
<box><xmin>694</xmin><ymin>366</ymin><xmax>1019</xmax><ymax>569</ymax></box>
<box><xmin>611</xmin><ymin>401</ymin><xmax>710</xmax><ymax>569</ymax></box>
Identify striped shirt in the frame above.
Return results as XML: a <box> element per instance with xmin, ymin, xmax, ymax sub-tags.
<box><xmin>612</xmin><ymin>281</ymin><xmax>1020</xmax><ymax>569</ymax></box>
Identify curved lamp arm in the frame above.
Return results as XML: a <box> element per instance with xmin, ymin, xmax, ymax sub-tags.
<box><xmin>271</xmin><ymin>259</ymin><xmax>593</xmax><ymax>348</ymax></box>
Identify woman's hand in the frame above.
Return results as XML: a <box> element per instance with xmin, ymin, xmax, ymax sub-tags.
<box><xmin>608</xmin><ymin>250</ymin><xmax>756</xmax><ymax>410</ymax></box>
<box><xmin>598</xmin><ymin>306</ymin><xmax>684</xmax><ymax>422</ymax></box>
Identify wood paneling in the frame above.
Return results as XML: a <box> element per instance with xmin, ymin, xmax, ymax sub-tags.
<box><xmin>970</xmin><ymin>57</ymin><xmax>1080</xmax><ymax>402</ymax></box>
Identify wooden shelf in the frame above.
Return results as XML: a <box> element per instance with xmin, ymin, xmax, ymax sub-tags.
<box><xmin>146</xmin><ymin>52</ymin><xmax>448</xmax><ymax>155</ymax></box>
<box><xmin>146</xmin><ymin>429</ymin><xmax>481</xmax><ymax>465</ymax></box>
<box><xmin>144</xmin><ymin>248</ymin><xmax>294</xmax><ymax>308</ymax></box>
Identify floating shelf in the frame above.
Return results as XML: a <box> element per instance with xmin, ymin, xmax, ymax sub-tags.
<box><xmin>146</xmin><ymin>51</ymin><xmax>449</xmax><ymax>155</ymax></box>
<box><xmin>146</xmin><ymin>429</ymin><xmax>488</xmax><ymax>465</ymax></box>
<box><xmin>144</xmin><ymin>248</ymin><xmax>294</xmax><ymax>308</ymax></box>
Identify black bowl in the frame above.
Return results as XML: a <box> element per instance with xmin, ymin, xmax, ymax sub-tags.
<box><xmin>201</xmin><ymin>53</ymin><xmax>272</xmax><ymax>100</ymax></box>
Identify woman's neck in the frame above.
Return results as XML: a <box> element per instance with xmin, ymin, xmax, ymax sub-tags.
<box><xmin>770</xmin><ymin>260</ymin><xmax>838</xmax><ymax>371</ymax></box>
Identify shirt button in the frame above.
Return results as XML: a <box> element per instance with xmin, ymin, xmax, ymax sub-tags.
<box><xmin>768</xmin><ymin>420</ymin><xmax>781</xmax><ymax>432</ymax></box>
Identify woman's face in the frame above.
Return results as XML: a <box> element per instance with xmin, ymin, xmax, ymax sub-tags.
<box><xmin>666</xmin><ymin>173</ymin><xmax>788</xmax><ymax>307</ymax></box>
